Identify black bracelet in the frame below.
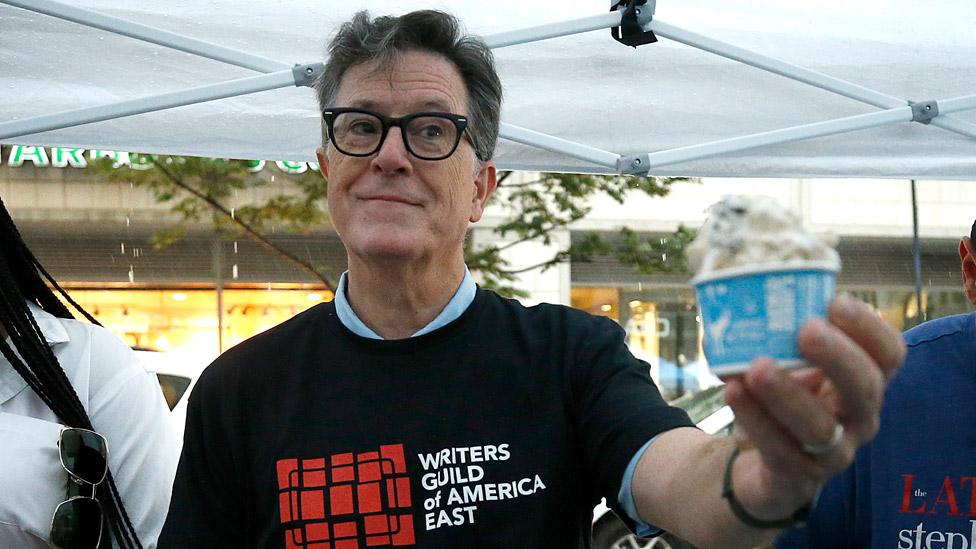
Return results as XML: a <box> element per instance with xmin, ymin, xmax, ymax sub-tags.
<box><xmin>720</xmin><ymin>446</ymin><xmax>811</xmax><ymax>529</ymax></box>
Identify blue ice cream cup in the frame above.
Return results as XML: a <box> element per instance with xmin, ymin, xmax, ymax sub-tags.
<box><xmin>691</xmin><ymin>260</ymin><xmax>838</xmax><ymax>377</ymax></box>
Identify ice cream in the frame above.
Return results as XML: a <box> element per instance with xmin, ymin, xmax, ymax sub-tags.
<box><xmin>687</xmin><ymin>195</ymin><xmax>840</xmax><ymax>275</ymax></box>
<box><xmin>688</xmin><ymin>195</ymin><xmax>841</xmax><ymax>375</ymax></box>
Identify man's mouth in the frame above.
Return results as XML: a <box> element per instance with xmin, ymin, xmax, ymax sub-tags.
<box><xmin>361</xmin><ymin>194</ymin><xmax>418</xmax><ymax>206</ymax></box>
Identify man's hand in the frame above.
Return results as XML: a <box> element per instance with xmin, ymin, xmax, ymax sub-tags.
<box><xmin>722</xmin><ymin>293</ymin><xmax>906</xmax><ymax>520</ymax></box>
<box><xmin>632</xmin><ymin>294</ymin><xmax>905</xmax><ymax>547</ymax></box>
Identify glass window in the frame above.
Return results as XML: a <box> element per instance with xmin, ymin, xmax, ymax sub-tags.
<box><xmin>156</xmin><ymin>373</ymin><xmax>191</xmax><ymax>410</ymax></box>
<box><xmin>63</xmin><ymin>286</ymin><xmax>333</xmax><ymax>355</ymax></box>
<box><xmin>570</xmin><ymin>287</ymin><xmax>620</xmax><ymax>320</ymax></box>
<box><xmin>222</xmin><ymin>288</ymin><xmax>332</xmax><ymax>349</ymax></box>
<box><xmin>572</xmin><ymin>286</ymin><xmax>721</xmax><ymax>401</ymax></box>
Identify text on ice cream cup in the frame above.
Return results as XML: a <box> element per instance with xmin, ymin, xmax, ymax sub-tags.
<box><xmin>691</xmin><ymin>261</ymin><xmax>839</xmax><ymax>377</ymax></box>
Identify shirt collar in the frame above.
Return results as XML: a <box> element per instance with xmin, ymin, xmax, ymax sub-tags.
<box><xmin>334</xmin><ymin>266</ymin><xmax>477</xmax><ymax>340</ymax></box>
<box><xmin>0</xmin><ymin>302</ymin><xmax>71</xmax><ymax>404</ymax></box>
<box><xmin>25</xmin><ymin>302</ymin><xmax>71</xmax><ymax>346</ymax></box>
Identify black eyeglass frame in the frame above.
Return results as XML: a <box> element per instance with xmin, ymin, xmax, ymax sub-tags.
<box><xmin>50</xmin><ymin>427</ymin><xmax>109</xmax><ymax>549</ymax></box>
<box><xmin>322</xmin><ymin>107</ymin><xmax>482</xmax><ymax>161</ymax></box>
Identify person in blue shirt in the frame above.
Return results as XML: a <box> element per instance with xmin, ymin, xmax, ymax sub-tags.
<box><xmin>775</xmin><ymin>219</ymin><xmax>976</xmax><ymax>548</ymax></box>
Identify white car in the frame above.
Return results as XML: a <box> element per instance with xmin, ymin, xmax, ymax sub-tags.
<box><xmin>134</xmin><ymin>348</ymin><xmax>211</xmax><ymax>441</ymax></box>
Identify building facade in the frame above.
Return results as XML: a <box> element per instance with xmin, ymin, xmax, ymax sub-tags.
<box><xmin>2</xmin><ymin>144</ymin><xmax>973</xmax><ymax>395</ymax></box>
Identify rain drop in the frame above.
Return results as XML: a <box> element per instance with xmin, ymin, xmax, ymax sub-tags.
<box><xmin>125</xmin><ymin>216</ymin><xmax>130</xmax><ymax>227</ymax></box>
<box><xmin>233</xmin><ymin>241</ymin><xmax>238</xmax><ymax>254</ymax></box>
<box><xmin>120</xmin><ymin>243</ymin><xmax>125</xmax><ymax>254</ymax></box>
<box><xmin>230</xmin><ymin>207</ymin><xmax>235</xmax><ymax>220</ymax></box>
<box><xmin>232</xmin><ymin>264</ymin><xmax>239</xmax><ymax>279</ymax></box>
<box><xmin>271</xmin><ymin>175</ymin><xmax>275</xmax><ymax>183</ymax></box>
<box><xmin>267</xmin><ymin>282</ymin><xmax>272</xmax><ymax>291</ymax></box>
<box><xmin>661</xmin><ymin>253</ymin><xmax>667</xmax><ymax>261</ymax></box>
<box><xmin>128</xmin><ymin>266</ymin><xmax>134</xmax><ymax>283</ymax></box>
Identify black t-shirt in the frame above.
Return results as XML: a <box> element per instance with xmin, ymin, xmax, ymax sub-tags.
<box><xmin>159</xmin><ymin>288</ymin><xmax>693</xmax><ymax>548</ymax></box>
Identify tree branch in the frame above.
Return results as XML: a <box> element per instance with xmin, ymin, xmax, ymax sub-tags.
<box><xmin>153</xmin><ymin>162</ymin><xmax>335</xmax><ymax>292</ymax></box>
<box><xmin>498</xmin><ymin>259</ymin><xmax>562</xmax><ymax>275</ymax></box>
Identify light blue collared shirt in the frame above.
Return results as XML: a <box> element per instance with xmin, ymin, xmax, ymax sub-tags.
<box><xmin>332</xmin><ymin>266</ymin><xmax>656</xmax><ymax>533</ymax></box>
<box><xmin>334</xmin><ymin>267</ymin><xmax>477</xmax><ymax>339</ymax></box>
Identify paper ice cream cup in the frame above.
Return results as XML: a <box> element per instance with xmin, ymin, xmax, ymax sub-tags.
<box><xmin>691</xmin><ymin>260</ymin><xmax>838</xmax><ymax>377</ymax></box>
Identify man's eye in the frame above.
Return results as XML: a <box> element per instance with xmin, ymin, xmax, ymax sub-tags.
<box><xmin>350</xmin><ymin>120</ymin><xmax>379</xmax><ymax>134</ymax></box>
<box><xmin>418</xmin><ymin>125</ymin><xmax>445</xmax><ymax>139</ymax></box>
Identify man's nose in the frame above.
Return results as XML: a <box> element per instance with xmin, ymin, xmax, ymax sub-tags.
<box><xmin>372</xmin><ymin>126</ymin><xmax>413</xmax><ymax>173</ymax></box>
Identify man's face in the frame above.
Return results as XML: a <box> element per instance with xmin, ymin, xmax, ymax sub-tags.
<box><xmin>316</xmin><ymin>50</ymin><xmax>496</xmax><ymax>266</ymax></box>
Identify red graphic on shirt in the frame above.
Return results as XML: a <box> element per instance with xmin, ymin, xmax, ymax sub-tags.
<box><xmin>277</xmin><ymin>444</ymin><xmax>416</xmax><ymax>548</ymax></box>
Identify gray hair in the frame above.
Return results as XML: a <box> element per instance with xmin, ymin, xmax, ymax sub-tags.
<box><xmin>315</xmin><ymin>10</ymin><xmax>502</xmax><ymax>162</ymax></box>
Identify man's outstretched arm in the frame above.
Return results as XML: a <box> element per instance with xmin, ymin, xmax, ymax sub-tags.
<box><xmin>632</xmin><ymin>295</ymin><xmax>904</xmax><ymax>548</ymax></box>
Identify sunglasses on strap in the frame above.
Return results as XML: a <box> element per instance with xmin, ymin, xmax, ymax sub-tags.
<box><xmin>50</xmin><ymin>427</ymin><xmax>108</xmax><ymax>549</ymax></box>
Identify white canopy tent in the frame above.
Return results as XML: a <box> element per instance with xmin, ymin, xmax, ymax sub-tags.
<box><xmin>0</xmin><ymin>0</ymin><xmax>974</xmax><ymax>178</ymax></box>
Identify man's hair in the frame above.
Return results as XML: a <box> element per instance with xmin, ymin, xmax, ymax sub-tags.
<box><xmin>315</xmin><ymin>10</ymin><xmax>502</xmax><ymax>162</ymax></box>
<box><xmin>971</xmin><ymin>218</ymin><xmax>975</xmax><ymax>242</ymax></box>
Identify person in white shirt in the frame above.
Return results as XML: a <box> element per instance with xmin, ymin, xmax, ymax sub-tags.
<box><xmin>0</xmin><ymin>196</ymin><xmax>177</xmax><ymax>548</ymax></box>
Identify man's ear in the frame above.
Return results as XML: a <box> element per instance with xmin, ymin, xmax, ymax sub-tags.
<box><xmin>960</xmin><ymin>236</ymin><xmax>976</xmax><ymax>305</ymax></box>
<box><xmin>469</xmin><ymin>160</ymin><xmax>497</xmax><ymax>223</ymax></box>
<box><xmin>315</xmin><ymin>147</ymin><xmax>330</xmax><ymax>180</ymax></box>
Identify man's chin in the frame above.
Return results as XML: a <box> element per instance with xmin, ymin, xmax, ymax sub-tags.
<box><xmin>349</xmin><ymin>235</ymin><xmax>431</xmax><ymax>263</ymax></box>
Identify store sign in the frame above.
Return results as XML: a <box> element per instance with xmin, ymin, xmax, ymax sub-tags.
<box><xmin>1</xmin><ymin>145</ymin><xmax>318</xmax><ymax>175</ymax></box>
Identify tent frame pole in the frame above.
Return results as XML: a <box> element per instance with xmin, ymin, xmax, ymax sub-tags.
<box><xmin>482</xmin><ymin>12</ymin><xmax>976</xmax><ymax>141</ymax></box>
<box><xmin>2</xmin><ymin>0</ymin><xmax>973</xmax><ymax>174</ymax></box>
<box><xmin>648</xmin><ymin>20</ymin><xmax>976</xmax><ymax>140</ymax></box>
<box><xmin>0</xmin><ymin>66</ymin><xmax>323</xmax><ymax>140</ymax></box>
<box><xmin>1</xmin><ymin>0</ymin><xmax>290</xmax><ymax>73</ymax></box>
<box><xmin>623</xmin><ymin>93</ymin><xmax>976</xmax><ymax>170</ymax></box>
<box><xmin>484</xmin><ymin>11</ymin><xmax>624</xmax><ymax>49</ymax></box>
<box><xmin>500</xmin><ymin>123</ymin><xmax>621</xmax><ymax>168</ymax></box>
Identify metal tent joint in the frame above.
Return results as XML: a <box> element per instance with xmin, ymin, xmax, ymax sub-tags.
<box><xmin>610</xmin><ymin>0</ymin><xmax>657</xmax><ymax>48</ymax></box>
<box><xmin>618</xmin><ymin>153</ymin><xmax>651</xmax><ymax>175</ymax></box>
<box><xmin>292</xmin><ymin>63</ymin><xmax>324</xmax><ymax>88</ymax></box>
<box><xmin>909</xmin><ymin>100</ymin><xmax>939</xmax><ymax>124</ymax></box>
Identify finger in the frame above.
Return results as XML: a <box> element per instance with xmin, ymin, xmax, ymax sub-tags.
<box><xmin>724</xmin><ymin>368</ymin><xmax>828</xmax><ymax>482</ymax></box>
<box><xmin>789</xmin><ymin>367</ymin><xmax>825</xmax><ymax>393</ymax></box>
<box><xmin>742</xmin><ymin>360</ymin><xmax>855</xmax><ymax>472</ymax></box>
<box><xmin>788</xmin><ymin>368</ymin><xmax>840</xmax><ymax>414</ymax></box>
<box><xmin>827</xmin><ymin>294</ymin><xmax>906</xmax><ymax>380</ymax></box>
<box><xmin>798</xmin><ymin>318</ymin><xmax>883</xmax><ymax>442</ymax></box>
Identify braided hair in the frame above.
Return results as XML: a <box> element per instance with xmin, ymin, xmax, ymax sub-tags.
<box><xmin>0</xmin><ymin>196</ymin><xmax>143</xmax><ymax>549</ymax></box>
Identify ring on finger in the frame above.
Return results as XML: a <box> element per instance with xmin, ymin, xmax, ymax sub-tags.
<box><xmin>802</xmin><ymin>424</ymin><xmax>844</xmax><ymax>456</ymax></box>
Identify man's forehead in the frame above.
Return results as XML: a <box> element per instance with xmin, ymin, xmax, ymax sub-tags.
<box><xmin>334</xmin><ymin>52</ymin><xmax>467</xmax><ymax>113</ymax></box>
<box><xmin>347</xmin><ymin>97</ymin><xmax>455</xmax><ymax>113</ymax></box>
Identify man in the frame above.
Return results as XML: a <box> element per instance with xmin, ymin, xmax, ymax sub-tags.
<box><xmin>159</xmin><ymin>10</ymin><xmax>904</xmax><ymax>548</ymax></box>
<box><xmin>775</xmin><ymin>221</ymin><xmax>976</xmax><ymax>548</ymax></box>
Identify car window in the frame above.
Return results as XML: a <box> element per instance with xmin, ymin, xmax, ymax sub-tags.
<box><xmin>156</xmin><ymin>373</ymin><xmax>191</xmax><ymax>411</ymax></box>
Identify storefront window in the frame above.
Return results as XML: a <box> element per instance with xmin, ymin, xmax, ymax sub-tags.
<box><xmin>572</xmin><ymin>286</ymin><xmax>719</xmax><ymax>401</ymax></box>
<box><xmin>573</xmin><ymin>281</ymin><xmax>976</xmax><ymax>401</ymax></box>
<box><xmin>570</xmin><ymin>287</ymin><xmax>620</xmax><ymax>320</ymax></box>
<box><xmin>848</xmin><ymin>288</ymin><xmax>974</xmax><ymax>331</ymax></box>
<box><xmin>63</xmin><ymin>285</ymin><xmax>333</xmax><ymax>356</ymax></box>
<box><xmin>221</xmin><ymin>288</ymin><xmax>333</xmax><ymax>349</ymax></box>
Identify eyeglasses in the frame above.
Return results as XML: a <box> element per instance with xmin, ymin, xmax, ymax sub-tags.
<box><xmin>50</xmin><ymin>428</ymin><xmax>108</xmax><ymax>549</ymax></box>
<box><xmin>322</xmin><ymin>108</ymin><xmax>479</xmax><ymax>161</ymax></box>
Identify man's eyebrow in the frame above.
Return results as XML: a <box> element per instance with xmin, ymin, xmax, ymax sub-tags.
<box><xmin>340</xmin><ymin>98</ymin><xmax>457</xmax><ymax>113</ymax></box>
<box><xmin>421</xmin><ymin>99</ymin><xmax>454</xmax><ymax>112</ymax></box>
<box><xmin>347</xmin><ymin>99</ymin><xmax>378</xmax><ymax>109</ymax></box>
